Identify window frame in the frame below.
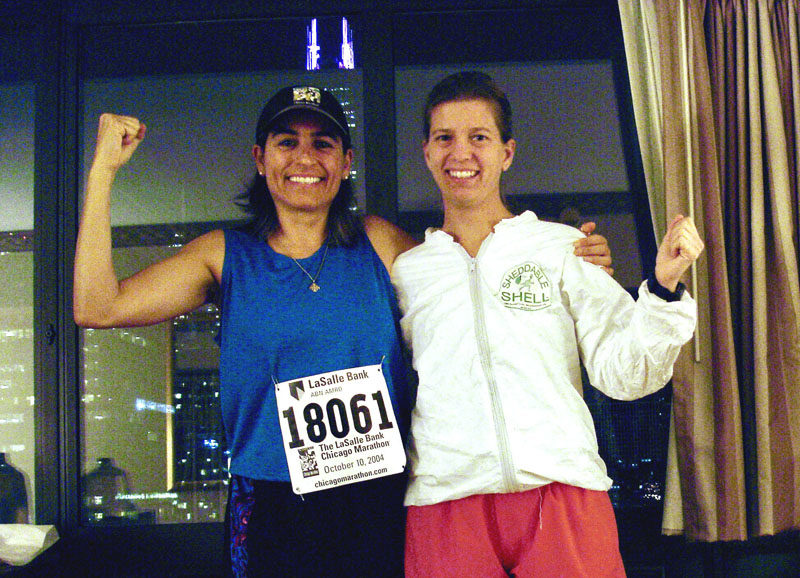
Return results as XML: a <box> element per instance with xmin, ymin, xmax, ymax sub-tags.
<box><xmin>13</xmin><ymin>0</ymin><xmax>657</xmax><ymax>573</ymax></box>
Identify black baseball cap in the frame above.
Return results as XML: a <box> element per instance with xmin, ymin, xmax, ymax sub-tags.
<box><xmin>255</xmin><ymin>85</ymin><xmax>351</xmax><ymax>150</ymax></box>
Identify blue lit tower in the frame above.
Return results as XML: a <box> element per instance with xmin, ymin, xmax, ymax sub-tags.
<box><xmin>306</xmin><ymin>18</ymin><xmax>320</xmax><ymax>71</ymax></box>
<box><xmin>339</xmin><ymin>17</ymin><xmax>354</xmax><ymax>70</ymax></box>
<box><xmin>304</xmin><ymin>17</ymin><xmax>359</xmax><ymax>197</ymax></box>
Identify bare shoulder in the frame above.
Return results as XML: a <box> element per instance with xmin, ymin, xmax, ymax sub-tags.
<box><xmin>363</xmin><ymin>215</ymin><xmax>418</xmax><ymax>274</ymax></box>
<box><xmin>363</xmin><ymin>214</ymin><xmax>406</xmax><ymax>238</ymax></box>
<box><xmin>179</xmin><ymin>228</ymin><xmax>226</xmax><ymax>283</ymax></box>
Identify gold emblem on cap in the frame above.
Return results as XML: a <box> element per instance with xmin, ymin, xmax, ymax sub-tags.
<box><xmin>293</xmin><ymin>87</ymin><xmax>322</xmax><ymax>105</ymax></box>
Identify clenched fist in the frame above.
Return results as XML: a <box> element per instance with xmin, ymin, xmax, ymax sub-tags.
<box><xmin>92</xmin><ymin>113</ymin><xmax>146</xmax><ymax>173</ymax></box>
<box><xmin>655</xmin><ymin>215</ymin><xmax>705</xmax><ymax>291</ymax></box>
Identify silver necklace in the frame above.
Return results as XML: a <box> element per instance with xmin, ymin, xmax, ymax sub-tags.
<box><xmin>291</xmin><ymin>242</ymin><xmax>329</xmax><ymax>292</ymax></box>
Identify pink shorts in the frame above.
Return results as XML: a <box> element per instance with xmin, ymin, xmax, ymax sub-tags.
<box><xmin>405</xmin><ymin>482</ymin><xmax>626</xmax><ymax>577</ymax></box>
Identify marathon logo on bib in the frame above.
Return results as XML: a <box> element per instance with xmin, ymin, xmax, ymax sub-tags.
<box><xmin>499</xmin><ymin>261</ymin><xmax>552</xmax><ymax>311</ymax></box>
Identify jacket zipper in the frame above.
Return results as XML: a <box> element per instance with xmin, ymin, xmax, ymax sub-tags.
<box><xmin>467</xmin><ymin>255</ymin><xmax>519</xmax><ymax>493</ymax></box>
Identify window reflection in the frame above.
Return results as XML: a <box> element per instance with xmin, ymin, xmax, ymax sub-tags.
<box><xmin>80</xmin><ymin>241</ymin><xmax>228</xmax><ymax>525</ymax></box>
<box><xmin>0</xmin><ymin>80</ymin><xmax>35</xmax><ymax>524</ymax></box>
<box><xmin>82</xmin><ymin>457</ymin><xmax>138</xmax><ymax>524</ymax></box>
<box><xmin>171</xmin><ymin>306</ymin><xmax>226</xmax><ymax>487</ymax></box>
<box><xmin>0</xmin><ymin>452</ymin><xmax>28</xmax><ymax>524</ymax></box>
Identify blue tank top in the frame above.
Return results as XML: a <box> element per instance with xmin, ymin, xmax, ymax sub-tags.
<box><xmin>218</xmin><ymin>228</ymin><xmax>411</xmax><ymax>480</ymax></box>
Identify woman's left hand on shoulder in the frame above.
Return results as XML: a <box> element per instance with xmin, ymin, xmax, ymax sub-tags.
<box><xmin>574</xmin><ymin>221</ymin><xmax>614</xmax><ymax>276</ymax></box>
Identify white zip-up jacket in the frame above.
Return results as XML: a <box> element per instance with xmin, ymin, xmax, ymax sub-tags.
<box><xmin>391</xmin><ymin>212</ymin><xmax>697</xmax><ymax>506</ymax></box>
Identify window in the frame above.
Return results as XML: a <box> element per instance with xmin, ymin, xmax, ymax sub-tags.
<box><xmin>0</xmin><ymin>65</ymin><xmax>35</xmax><ymax>524</ymax></box>
<box><xmin>395</xmin><ymin>61</ymin><xmax>643</xmax><ymax>287</ymax></box>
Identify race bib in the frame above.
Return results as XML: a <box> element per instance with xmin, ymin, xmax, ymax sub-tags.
<box><xmin>275</xmin><ymin>363</ymin><xmax>406</xmax><ymax>495</ymax></box>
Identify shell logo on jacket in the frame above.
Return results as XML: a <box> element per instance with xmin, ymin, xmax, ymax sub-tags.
<box><xmin>499</xmin><ymin>261</ymin><xmax>552</xmax><ymax>311</ymax></box>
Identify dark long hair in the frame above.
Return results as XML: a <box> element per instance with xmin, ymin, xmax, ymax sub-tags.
<box><xmin>234</xmin><ymin>157</ymin><xmax>363</xmax><ymax>247</ymax></box>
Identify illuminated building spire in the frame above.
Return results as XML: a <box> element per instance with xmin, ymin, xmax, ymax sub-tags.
<box><xmin>339</xmin><ymin>17</ymin><xmax>354</xmax><ymax>69</ymax></box>
<box><xmin>306</xmin><ymin>18</ymin><xmax>320</xmax><ymax>71</ymax></box>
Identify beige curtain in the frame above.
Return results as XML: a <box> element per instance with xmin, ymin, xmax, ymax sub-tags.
<box><xmin>619</xmin><ymin>0</ymin><xmax>668</xmax><ymax>239</ymax></box>
<box><xmin>619</xmin><ymin>0</ymin><xmax>800</xmax><ymax>540</ymax></box>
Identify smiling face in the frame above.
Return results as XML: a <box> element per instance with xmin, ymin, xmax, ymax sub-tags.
<box><xmin>423</xmin><ymin>98</ymin><xmax>515</xmax><ymax>212</ymax></box>
<box><xmin>252</xmin><ymin>110</ymin><xmax>353</xmax><ymax>218</ymax></box>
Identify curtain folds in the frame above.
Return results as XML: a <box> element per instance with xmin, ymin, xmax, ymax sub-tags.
<box><xmin>618</xmin><ymin>0</ymin><xmax>668</xmax><ymax>240</ymax></box>
<box><xmin>619</xmin><ymin>0</ymin><xmax>800</xmax><ymax>540</ymax></box>
<box><xmin>748</xmin><ymin>0</ymin><xmax>800</xmax><ymax>536</ymax></box>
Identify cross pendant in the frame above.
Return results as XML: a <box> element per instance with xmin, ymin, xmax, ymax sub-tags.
<box><xmin>309</xmin><ymin>282</ymin><xmax>320</xmax><ymax>292</ymax></box>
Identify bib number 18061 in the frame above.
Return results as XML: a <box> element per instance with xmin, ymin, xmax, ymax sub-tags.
<box><xmin>281</xmin><ymin>391</ymin><xmax>393</xmax><ymax>448</ymax></box>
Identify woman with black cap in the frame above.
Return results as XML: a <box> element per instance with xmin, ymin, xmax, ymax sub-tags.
<box><xmin>74</xmin><ymin>85</ymin><xmax>416</xmax><ymax>577</ymax></box>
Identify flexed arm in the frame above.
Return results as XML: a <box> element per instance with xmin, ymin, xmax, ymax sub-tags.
<box><xmin>73</xmin><ymin>114</ymin><xmax>222</xmax><ymax>328</ymax></box>
<box><xmin>569</xmin><ymin>214</ymin><xmax>703</xmax><ymax>400</ymax></box>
